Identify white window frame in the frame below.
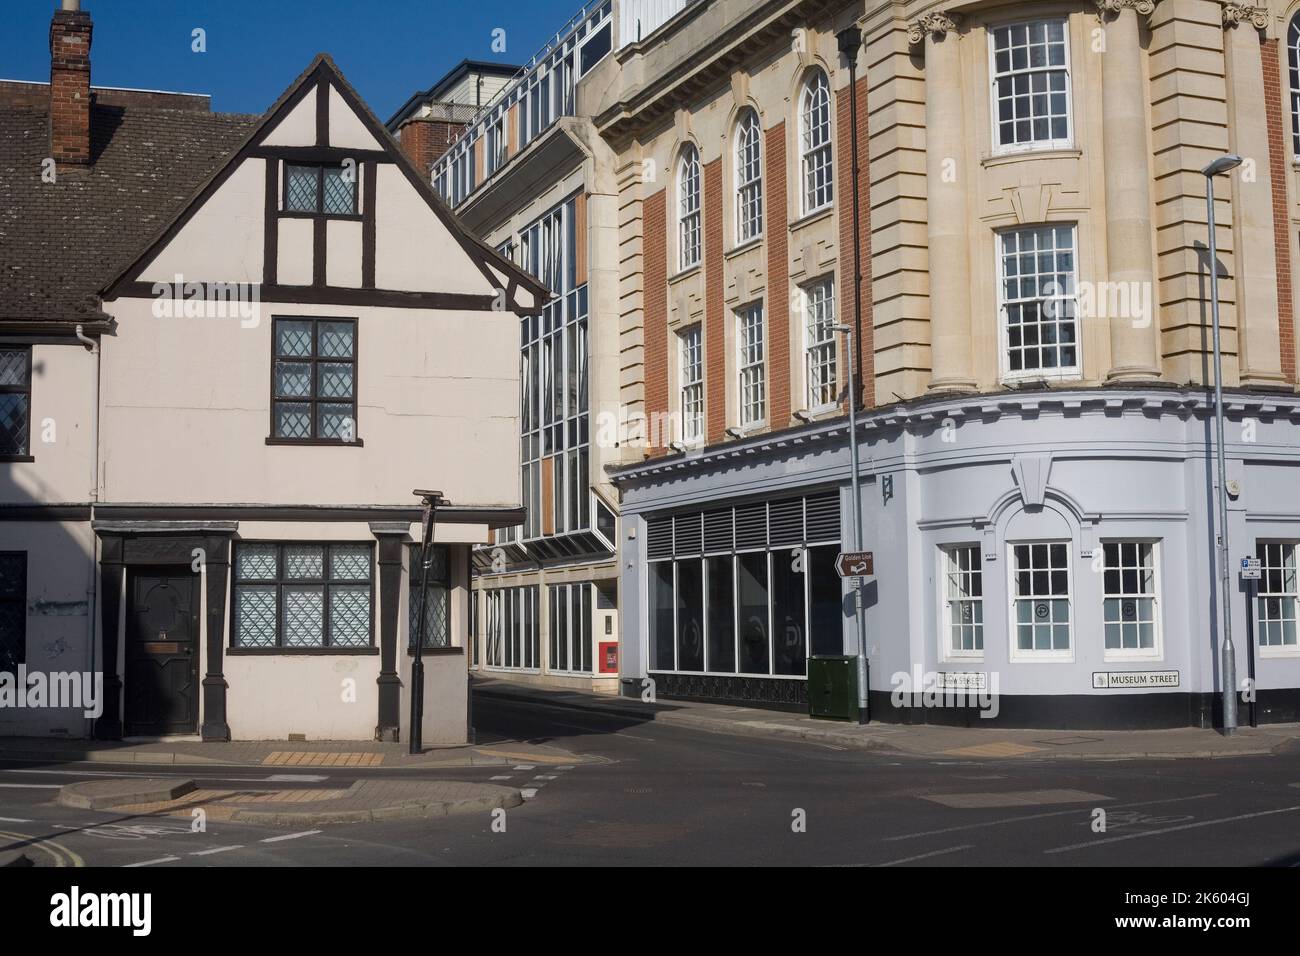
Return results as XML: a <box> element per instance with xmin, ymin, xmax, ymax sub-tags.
<box><xmin>1290</xmin><ymin>16</ymin><xmax>1300</xmax><ymax>160</ymax></box>
<box><xmin>799</xmin><ymin>70</ymin><xmax>833</xmax><ymax>215</ymax></box>
<box><xmin>1007</xmin><ymin>539</ymin><xmax>1074</xmax><ymax>662</ymax></box>
<box><xmin>802</xmin><ymin>278</ymin><xmax>837</xmax><ymax>412</ymax></box>
<box><xmin>734</xmin><ymin>109</ymin><xmax>763</xmax><ymax>244</ymax></box>
<box><xmin>678</xmin><ymin>325</ymin><xmax>703</xmax><ymax>445</ymax></box>
<box><xmin>1257</xmin><ymin>540</ymin><xmax>1300</xmax><ymax>658</ymax></box>
<box><xmin>1100</xmin><ymin>539</ymin><xmax>1164</xmax><ymax>662</ymax></box>
<box><xmin>996</xmin><ymin>223</ymin><xmax>1081</xmax><ymax>383</ymax></box>
<box><xmin>988</xmin><ymin>18</ymin><xmax>1074</xmax><ymax>156</ymax></box>
<box><xmin>678</xmin><ymin>146</ymin><xmax>702</xmax><ymax>271</ymax></box>
<box><xmin>737</xmin><ymin>302</ymin><xmax>767</xmax><ymax>429</ymax></box>
<box><xmin>939</xmin><ymin>544</ymin><xmax>984</xmax><ymax>661</ymax></box>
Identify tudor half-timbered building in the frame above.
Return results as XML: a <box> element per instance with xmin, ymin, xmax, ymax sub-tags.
<box><xmin>0</xmin><ymin>3</ymin><xmax>545</xmax><ymax>743</ymax></box>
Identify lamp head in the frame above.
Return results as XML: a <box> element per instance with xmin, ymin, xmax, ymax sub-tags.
<box><xmin>1202</xmin><ymin>154</ymin><xmax>1243</xmax><ymax>177</ymax></box>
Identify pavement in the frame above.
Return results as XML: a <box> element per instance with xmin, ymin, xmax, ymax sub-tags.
<box><xmin>53</xmin><ymin>774</ymin><xmax>521</xmax><ymax>826</ymax></box>
<box><xmin>471</xmin><ymin>676</ymin><xmax>1300</xmax><ymax>760</ymax></box>
<box><xmin>0</xmin><ymin>734</ymin><xmax>581</xmax><ymax>770</ymax></box>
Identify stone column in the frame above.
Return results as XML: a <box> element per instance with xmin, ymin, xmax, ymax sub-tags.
<box><xmin>911</xmin><ymin>13</ymin><xmax>976</xmax><ymax>393</ymax></box>
<box><xmin>1223</xmin><ymin>3</ymin><xmax>1287</xmax><ymax>386</ymax></box>
<box><xmin>1097</xmin><ymin>0</ymin><xmax>1161</xmax><ymax>381</ymax></box>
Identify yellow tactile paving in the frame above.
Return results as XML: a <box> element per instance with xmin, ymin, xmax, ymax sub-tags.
<box><xmin>261</xmin><ymin>751</ymin><xmax>383</xmax><ymax>767</ymax></box>
<box><xmin>941</xmin><ymin>741</ymin><xmax>1046</xmax><ymax>758</ymax></box>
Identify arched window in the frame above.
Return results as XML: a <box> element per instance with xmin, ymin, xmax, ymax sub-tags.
<box><xmin>1290</xmin><ymin>15</ymin><xmax>1300</xmax><ymax>158</ymax></box>
<box><xmin>734</xmin><ymin>109</ymin><xmax>763</xmax><ymax>242</ymax></box>
<box><xmin>678</xmin><ymin>145</ymin><xmax>701</xmax><ymax>271</ymax></box>
<box><xmin>800</xmin><ymin>69</ymin><xmax>833</xmax><ymax>214</ymax></box>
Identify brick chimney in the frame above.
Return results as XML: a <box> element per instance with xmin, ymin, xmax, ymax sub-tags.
<box><xmin>397</xmin><ymin>115</ymin><xmax>466</xmax><ymax>179</ymax></box>
<box><xmin>50</xmin><ymin>1</ymin><xmax>93</xmax><ymax>168</ymax></box>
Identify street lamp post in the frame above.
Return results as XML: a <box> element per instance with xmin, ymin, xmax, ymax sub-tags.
<box><xmin>836</xmin><ymin>25</ymin><xmax>868</xmax><ymax>724</ymax></box>
<box><xmin>1203</xmin><ymin>154</ymin><xmax>1242</xmax><ymax>736</ymax></box>
<box><xmin>409</xmin><ymin>489</ymin><xmax>444</xmax><ymax>754</ymax></box>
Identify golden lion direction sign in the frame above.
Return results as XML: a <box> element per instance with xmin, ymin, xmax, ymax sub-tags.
<box><xmin>835</xmin><ymin>551</ymin><xmax>874</xmax><ymax>578</ymax></box>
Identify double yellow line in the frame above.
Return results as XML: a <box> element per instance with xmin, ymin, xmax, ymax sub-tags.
<box><xmin>0</xmin><ymin>830</ymin><xmax>85</xmax><ymax>867</ymax></box>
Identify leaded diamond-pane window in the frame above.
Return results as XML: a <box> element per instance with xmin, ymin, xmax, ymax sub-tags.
<box><xmin>0</xmin><ymin>348</ymin><xmax>32</xmax><ymax>459</ymax></box>
<box><xmin>284</xmin><ymin>163</ymin><xmax>356</xmax><ymax>215</ymax></box>
<box><xmin>408</xmin><ymin>545</ymin><xmax>450</xmax><ymax>649</ymax></box>
<box><xmin>285</xmin><ymin>164</ymin><xmax>318</xmax><ymax>212</ymax></box>
<box><xmin>232</xmin><ymin>543</ymin><xmax>373</xmax><ymax>649</ymax></box>
<box><xmin>322</xmin><ymin>166</ymin><xmax>356</xmax><ymax>214</ymax></box>
<box><xmin>0</xmin><ymin>552</ymin><xmax>25</xmax><ymax>673</ymax></box>
<box><xmin>272</xmin><ymin>318</ymin><xmax>358</xmax><ymax>442</ymax></box>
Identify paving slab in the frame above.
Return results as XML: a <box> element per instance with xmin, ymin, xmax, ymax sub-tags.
<box><xmin>57</xmin><ymin>777</ymin><xmax>521</xmax><ymax>825</ymax></box>
<box><xmin>0</xmin><ymin>735</ymin><xmax>583</xmax><ymax>770</ymax></box>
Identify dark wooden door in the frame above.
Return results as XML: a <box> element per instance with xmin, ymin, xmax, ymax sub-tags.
<box><xmin>124</xmin><ymin>569</ymin><xmax>200</xmax><ymax>736</ymax></box>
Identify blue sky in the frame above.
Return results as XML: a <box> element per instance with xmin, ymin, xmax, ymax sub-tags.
<box><xmin>1</xmin><ymin>0</ymin><xmax>581</xmax><ymax>120</ymax></box>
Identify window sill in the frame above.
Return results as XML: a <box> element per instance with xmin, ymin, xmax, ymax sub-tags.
<box><xmin>0</xmin><ymin>455</ymin><xmax>35</xmax><ymax>463</ymax></box>
<box><xmin>1009</xmin><ymin>653</ymin><xmax>1074</xmax><ymax>664</ymax></box>
<box><xmin>406</xmin><ymin>645</ymin><xmax>463</xmax><ymax>656</ymax></box>
<box><xmin>1259</xmin><ymin>648</ymin><xmax>1300</xmax><ymax>660</ymax></box>
<box><xmin>726</xmin><ymin>235</ymin><xmax>763</xmax><ymax>259</ymax></box>
<box><xmin>669</xmin><ymin>262</ymin><xmax>702</xmax><ymax>284</ymax></box>
<box><xmin>790</xmin><ymin>205</ymin><xmax>833</xmax><ymax>231</ymax></box>
<box><xmin>227</xmin><ymin>646</ymin><xmax>379</xmax><ymax>656</ymax></box>
<box><xmin>1102</xmin><ymin>653</ymin><xmax>1164</xmax><ymax>665</ymax></box>
<box><xmin>982</xmin><ymin>145</ymin><xmax>1079</xmax><ymax>167</ymax></box>
<box><xmin>266</xmin><ymin>437</ymin><xmax>365</xmax><ymax>447</ymax></box>
<box><xmin>1000</xmin><ymin>372</ymin><xmax>1082</xmax><ymax>389</ymax></box>
<box><xmin>279</xmin><ymin>211</ymin><xmax>364</xmax><ymax>222</ymax></box>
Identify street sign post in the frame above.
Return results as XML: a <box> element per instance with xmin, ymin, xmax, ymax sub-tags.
<box><xmin>835</xmin><ymin>551</ymin><xmax>874</xmax><ymax>578</ymax></box>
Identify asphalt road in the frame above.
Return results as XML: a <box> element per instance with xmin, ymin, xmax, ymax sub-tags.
<box><xmin>2</xmin><ymin>694</ymin><xmax>1300</xmax><ymax>867</ymax></box>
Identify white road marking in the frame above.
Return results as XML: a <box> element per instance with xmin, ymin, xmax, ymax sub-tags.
<box><xmin>489</xmin><ymin>775</ymin><xmax>512</xmax><ymax>781</ymax></box>
<box><xmin>0</xmin><ymin>783</ymin><xmax>60</xmax><ymax>789</ymax></box>
<box><xmin>0</xmin><ymin>816</ymin><xmax>33</xmax><ymax>823</ymax></box>
<box><xmin>6</xmin><ymin>768</ymin><xmax>134</xmax><ymax>778</ymax></box>
<box><xmin>264</xmin><ymin>775</ymin><xmax>328</xmax><ymax>783</ymax></box>
<box><xmin>259</xmin><ymin>830</ymin><xmax>321</xmax><ymax>844</ymax></box>
<box><xmin>191</xmin><ymin>845</ymin><xmax>243</xmax><ymax>856</ymax></box>
<box><xmin>885</xmin><ymin>792</ymin><xmax>1218</xmax><ymax>842</ymax></box>
<box><xmin>532</xmin><ymin>775</ymin><xmax>557</xmax><ymax>781</ymax></box>
<box><xmin>520</xmin><ymin>788</ymin><xmax>538</xmax><ymax>800</ymax></box>
<box><xmin>124</xmin><ymin>856</ymin><xmax>181</xmax><ymax>867</ymax></box>
<box><xmin>874</xmin><ymin>845</ymin><xmax>973</xmax><ymax>867</ymax></box>
<box><xmin>1046</xmin><ymin>805</ymin><xmax>1300</xmax><ymax>854</ymax></box>
<box><xmin>513</xmin><ymin>765</ymin><xmax>536</xmax><ymax>771</ymax></box>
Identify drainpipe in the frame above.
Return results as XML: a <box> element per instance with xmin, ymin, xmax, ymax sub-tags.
<box><xmin>75</xmin><ymin>324</ymin><xmax>99</xmax><ymax>738</ymax></box>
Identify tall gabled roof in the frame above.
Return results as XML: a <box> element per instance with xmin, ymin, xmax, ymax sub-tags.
<box><xmin>102</xmin><ymin>53</ymin><xmax>548</xmax><ymax>311</ymax></box>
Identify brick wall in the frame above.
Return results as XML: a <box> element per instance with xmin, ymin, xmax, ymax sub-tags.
<box><xmin>397</xmin><ymin>118</ymin><xmax>466</xmax><ymax>178</ymax></box>
<box><xmin>836</xmin><ymin>75</ymin><xmax>872</xmax><ymax>407</ymax></box>
<box><xmin>644</xmin><ymin>189</ymin><xmax>668</xmax><ymax>455</ymax></box>
<box><xmin>49</xmin><ymin>9</ymin><xmax>92</xmax><ymax>168</ymax></box>
<box><xmin>765</xmin><ymin>122</ymin><xmax>791</xmax><ymax>427</ymax></box>
<box><xmin>1262</xmin><ymin>36</ymin><xmax>1296</xmax><ymax>384</ymax></box>
<box><xmin>703</xmin><ymin>160</ymin><xmax>726</xmax><ymax>442</ymax></box>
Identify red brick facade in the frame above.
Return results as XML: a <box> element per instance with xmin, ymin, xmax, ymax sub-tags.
<box><xmin>703</xmin><ymin>159</ymin><xmax>726</xmax><ymax>443</ymax></box>
<box><xmin>644</xmin><ymin>189</ymin><xmax>669</xmax><ymax>454</ymax></box>
<box><xmin>836</xmin><ymin>75</ymin><xmax>872</xmax><ymax>407</ymax></box>
<box><xmin>49</xmin><ymin>9</ymin><xmax>92</xmax><ymax>168</ymax></box>
<box><xmin>765</xmin><ymin>122</ymin><xmax>791</xmax><ymax>428</ymax></box>
<box><xmin>1262</xmin><ymin>36</ymin><xmax>1296</xmax><ymax>384</ymax></box>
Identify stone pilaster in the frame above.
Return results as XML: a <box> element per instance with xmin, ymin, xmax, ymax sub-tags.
<box><xmin>1222</xmin><ymin>4</ymin><xmax>1287</xmax><ymax>386</ymax></box>
<box><xmin>1096</xmin><ymin>0</ymin><xmax>1161</xmax><ymax>381</ymax></box>
<box><xmin>910</xmin><ymin>12</ymin><xmax>976</xmax><ymax>393</ymax></box>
